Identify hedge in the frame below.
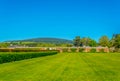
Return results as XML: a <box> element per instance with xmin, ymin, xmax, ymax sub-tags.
<box><xmin>99</xmin><ymin>49</ymin><xmax>105</xmax><ymax>53</ymax></box>
<box><xmin>79</xmin><ymin>48</ymin><xmax>84</xmax><ymax>52</ymax></box>
<box><xmin>62</xmin><ymin>48</ymin><xmax>68</xmax><ymax>52</ymax></box>
<box><xmin>0</xmin><ymin>48</ymin><xmax>57</xmax><ymax>52</ymax></box>
<box><xmin>90</xmin><ymin>48</ymin><xmax>96</xmax><ymax>53</ymax></box>
<box><xmin>71</xmin><ymin>48</ymin><xmax>77</xmax><ymax>52</ymax></box>
<box><xmin>0</xmin><ymin>51</ymin><xmax>58</xmax><ymax>64</ymax></box>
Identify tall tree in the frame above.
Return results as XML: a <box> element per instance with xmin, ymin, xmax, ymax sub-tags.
<box><xmin>81</xmin><ymin>37</ymin><xmax>90</xmax><ymax>46</ymax></box>
<box><xmin>111</xmin><ymin>34</ymin><xmax>120</xmax><ymax>48</ymax></box>
<box><xmin>81</xmin><ymin>37</ymin><xmax>97</xmax><ymax>47</ymax></box>
<box><xmin>89</xmin><ymin>39</ymin><xmax>97</xmax><ymax>47</ymax></box>
<box><xmin>73</xmin><ymin>36</ymin><xmax>81</xmax><ymax>47</ymax></box>
<box><xmin>99</xmin><ymin>36</ymin><xmax>109</xmax><ymax>47</ymax></box>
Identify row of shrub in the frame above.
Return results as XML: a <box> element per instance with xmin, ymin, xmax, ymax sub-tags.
<box><xmin>89</xmin><ymin>48</ymin><xmax>105</xmax><ymax>53</ymax></box>
<box><xmin>62</xmin><ymin>48</ymin><xmax>106</xmax><ymax>53</ymax></box>
<box><xmin>0</xmin><ymin>51</ymin><xmax>58</xmax><ymax>64</ymax></box>
<box><xmin>0</xmin><ymin>48</ymin><xmax>107</xmax><ymax>53</ymax></box>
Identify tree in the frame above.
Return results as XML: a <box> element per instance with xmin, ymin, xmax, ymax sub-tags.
<box><xmin>89</xmin><ymin>39</ymin><xmax>97</xmax><ymax>47</ymax></box>
<box><xmin>111</xmin><ymin>34</ymin><xmax>120</xmax><ymax>48</ymax></box>
<box><xmin>81</xmin><ymin>37</ymin><xmax>90</xmax><ymax>46</ymax></box>
<box><xmin>0</xmin><ymin>43</ymin><xmax>10</xmax><ymax>48</ymax></box>
<box><xmin>73</xmin><ymin>36</ymin><xmax>97</xmax><ymax>47</ymax></box>
<box><xmin>73</xmin><ymin>36</ymin><xmax>81</xmax><ymax>47</ymax></box>
<box><xmin>99</xmin><ymin>36</ymin><xmax>109</xmax><ymax>47</ymax></box>
<box><xmin>81</xmin><ymin>37</ymin><xmax>97</xmax><ymax>47</ymax></box>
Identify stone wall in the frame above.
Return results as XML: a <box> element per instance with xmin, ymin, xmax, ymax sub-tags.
<box><xmin>4</xmin><ymin>47</ymin><xmax>109</xmax><ymax>53</ymax></box>
<box><xmin>55</xmin><ymin>47</ymin><xmax>109</xmax><ymax>53</ymax></box>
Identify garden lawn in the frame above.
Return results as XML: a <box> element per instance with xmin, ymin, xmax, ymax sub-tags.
<box><xmin>0</xmin><ymin>53</ymin><xmax>120</xmax><ymax>81</ymax></box>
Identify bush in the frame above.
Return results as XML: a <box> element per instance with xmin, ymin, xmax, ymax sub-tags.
<box><xmin>0</xmin><ymin>48</ymin><xmax>58</xmax><ymax>52</ymax></box>
<box><xmin>71</xmin><ymin>48</ymin><xmax>77</xmax><ymax>52</ymax></box>
<box><xmin>13</xmin><ymin>48</ymin><xmax>41</xmax><ymax>52</ymax></box>
<box><xmin>90</xmin><ymin>48</ymin><xmax>96</xmax><ymax>53</ymax></box>
<box><xmin>99</xmin><ymin>49</ymin><xmax>105</xmax><ymax>53</ymax></box>
<box><xmin>0</xmin><ymin>49</ymin><xmax>12</xmax><ymax>52</ymax></box>
<box><xmin>62</xmin><ymin>48</ymin><xmax>68</xmax><ymax>52</ymax></box>
<box><xmin>0</xmin><ymin>51</ymin><xmax>58</xmax><ymax>64</ymax></box>
<box><xmin>79</xmin><ymin>48</ymin><xmax>84</xmax><ymax>52</ymax></box>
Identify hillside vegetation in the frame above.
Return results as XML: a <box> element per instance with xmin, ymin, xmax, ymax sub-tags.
<box><xmin>7</xmin><ymin>38</ymin><xmax>73</xmax><ymax>44</ymax></box>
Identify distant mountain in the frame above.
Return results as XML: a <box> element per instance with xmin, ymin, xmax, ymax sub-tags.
<box><xmin>7</xmin><ymin>38</ymin><xmax>73</xmax><ymax>44</ymax></box>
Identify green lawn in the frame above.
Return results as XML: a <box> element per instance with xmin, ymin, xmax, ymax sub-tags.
<box><xmin>0</xmin><ymin>53</ymin><xmax>120</xmax><ymax>81</ymax></box>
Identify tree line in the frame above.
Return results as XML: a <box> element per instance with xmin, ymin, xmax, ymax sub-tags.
<box><xmin>73</xmin><ymin>34</ymin><xmax>120</xmax><ymax>52</ymax></box>
<box><xmin>0</xmin><ymin>34</ymin><xmax>119</xmax><ymax>49</ymax></box>
<box><xmin>0</xmin><ymin>42</ymin><xmax>72</xmax><ymax>48</ymax></box>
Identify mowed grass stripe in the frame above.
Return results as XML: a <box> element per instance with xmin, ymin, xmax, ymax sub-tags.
<box><xmin>33</xmin><ymin>53</ymin><xmax>69</xmax><ymax>81</ymax></box>
<box><xmin>0</xmin><ymin>53</ymin><xmax>67</xmax><ymax>81</ymax></box>
<box><xmin>80</xmin><ymin>53</ymin><xmax>120</xmax><ymax>81</ymax></box>
<box><xmin>0</xmin><ymin>53</ymin><xmax>120</xmax><ymax>81</ymax></box>
<box><xmin>80</xmin><ymin>54</ymin><xmax>107</xmax><ymax>81</ymax></box>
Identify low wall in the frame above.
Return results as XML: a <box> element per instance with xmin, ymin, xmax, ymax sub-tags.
<box><xmin>0</xmin><ymin>47</ymin><xmax>109</xmax><ymax>53</ymax></box>
<box><xmin>54</xmin><ymin>47</ymin><xmax>109</xmax><ymax>53</ymax></box>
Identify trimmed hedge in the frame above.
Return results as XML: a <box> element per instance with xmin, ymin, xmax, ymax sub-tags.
<box><xmin>90</xmin><ymin>48</ymin><xmax>96</xmax><ymax>53</ymax></box>
<box><xmin>0</xmin><ymin>49</ymin><xmax>11</xmax><ymax>52</ymax></box>
<box><xmin>79</xmin><ymin>48</ymin><xmax>84</xmax><ymax>52</ymax></box>
<box><xmin>99</xmin><ymin>49</ymin><xmax>105</xmax><ymax>53</ymax></box>
<box><xmin>62</xmin><ymin>48</ymin><xmax>68</xmax><ymax>52</ymax></box>
<box><xmin>0</xmin><ymin>48</ymin><xmax>57</xmax><ymax>52</ymax></box>
<box><xmin>71</xmin><ymin>48</ymin><xmax>77</xmax><ymax>52</ymax></box>
<box><xmin>0</xmin><ymin>52</ymin><xmax>58</xmax><ymax>64</ymax></box>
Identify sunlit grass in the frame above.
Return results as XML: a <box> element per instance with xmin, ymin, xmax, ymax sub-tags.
<box><xmin>0</xmin><ymin>53</ymin><xmax>120</xmax><ymax>81</ymax></box>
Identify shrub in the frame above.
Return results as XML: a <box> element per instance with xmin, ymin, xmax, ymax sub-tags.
<box><xmin>0</xmin><ymin>51</ymin><xmax>58</xmax><ymax>64</ymax></box>
<box><xmin>99</xmin><ymin>49</ymin><xmax>105</xmax><ymax>53</ymax></box>
<box><xmin>0</xmin><ymin>49</ymin><xmax>12</xmax><ymax>52</ymax></box>
<box><xmin>0</xmin><ymin>48</ymin><xmax>58</xmax><ymax>52</ymax></box>
<box><xmin>62</xmin><ymin>48</ymin><xmax>68</xmax><ymax>52</ymax></box>
<box><xmin>13</xmin><ymin>48</ymin><xmax>41</xmax><ymax>52</ymax></box>
<box><xmin>79</xmin><ymin>48</ymin><xmax>84</xmax><ymax>52</ymax></box>
<box><xmin>90</xmin><ymin>48</ymin><xmax>96</xmax><ymax>53</ymax></box>
<box><xmin>71</xmin><ymin>48</ymin><xmax>77</xmax><ymax>52</ymax></box>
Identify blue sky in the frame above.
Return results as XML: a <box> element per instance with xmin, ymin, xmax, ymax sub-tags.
<box><xmin>0</xmin><ymin>0</ymin><xmax>120</xmax><ymax>42</ymax></box>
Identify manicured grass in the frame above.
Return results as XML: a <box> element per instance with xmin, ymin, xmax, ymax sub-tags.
<box><xmin>0</xmin><ymin>53</ymin><xmax>120</xmax><ymax>81</ymax></box>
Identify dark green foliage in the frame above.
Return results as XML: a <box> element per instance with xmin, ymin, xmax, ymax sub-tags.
<box><xmin>99</xmin><ymin>49</ymin><xmax>105</xmax><ymax>53</ymax></box>
<box><xmin>0</xmin><ymin>52</ymin><xmax>58</xmax><ymax>64</ymax></box>
<box><xmin>62</xmin><ymin>48</ymin><xmax>68</xmax><ymax>52</ymax></box>
<box><xmin>79</xmin><ymin>48</ymin><xmax>84</xmax><ymax>52</ymax></box>
<box><xmin>111</xmin><ymin>34</ymin><xmax>120</xmax><ymax>48</ymax></box>
<box><xmin>0</xmin><ymin>48</ymin><xmax>58</xmax><ymax>52</ymax></box>
<box><xmin>73</xmin><ymin>36</ymin><xmax>97</xmax><ymax>47</ymax></box>
<box><xmin>109</xmin><ymin>34</ymin><xmax>120</xmax><ymax>52</ymax></box>
<box><xmin>0</xmin><ymin>43</ymin><xmax>10</xmax><ymax>48</ymax></box>
<box><xmin>71</xmin><ymin>48</ymin><xmax>77</xmax><ymax>52</ymax></box>
<box><xmin>81</xmin><ymin>37</ymin><xmax>95</xmax><ymax>46</ymax></box>
<box><xmin>0</xmin><ymin>49</ymin><xmax>11</xmax><ymax>52</ymax></box>
<box><xmin>89</xmin><ymin>39</ymin><xmax>97</xmax><ymax>47</ymax></box>
<box><xmin>73</xmin><ymin>36</ymin><xmax>81</xmax><ymax>47</ymax></box>
<box><xmin>90</xmin><ymin>48</ymin><xmax>96</xmax><ymax>53</ymax></box>
<box><xmin>12</xmin><ymin>48</ymin><xmax>40</xmax><ymax>52</ymax></box>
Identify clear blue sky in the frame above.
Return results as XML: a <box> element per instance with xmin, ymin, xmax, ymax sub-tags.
<box><xmin>0</xmin><ymin>0</ymin><xmax>120</xmax><ymax>42</ymax></box>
